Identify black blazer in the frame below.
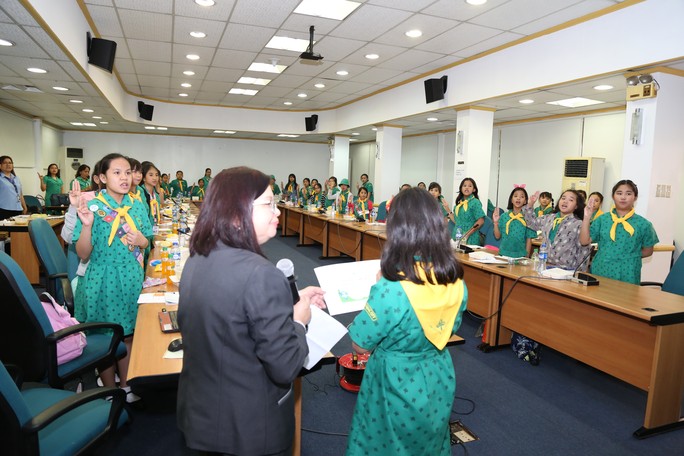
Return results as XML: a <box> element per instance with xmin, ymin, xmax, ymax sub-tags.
<box><xmin>177</xmin><ymin>244</ymin><xmax>308</xmax><ymax>454</ymax></box>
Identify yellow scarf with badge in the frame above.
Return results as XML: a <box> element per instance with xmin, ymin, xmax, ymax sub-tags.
<box><xmin>505</xmin><ymin>212</ymin><xmax>526</xmax><ymax>234</ymax></box>
<box><xmin>454</xmin><ymin>197</ymin><xmax>469</xmax><ymax>217</ymax></box>
<box><xmin>610</xmin><ymin>207</ymin><xmax>635</xmax><ymax>241</ymax></box>
<box><xmin>96</xmin><ymin>193</ymin><xmax>138</xmax><ymax>246</ymax></box>
<box><xmin>399</xmin><ymin>266</ymin><xmax>465</xmax><ymax>350</ymax></box>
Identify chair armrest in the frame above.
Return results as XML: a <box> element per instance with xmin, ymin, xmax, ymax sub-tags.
<box><xmin>46</xmin><ymin>322</ymin><xmax>124</xmax><ymax>343</ymax></box>
<box><xmin>640</xmin><ymin>281</ymin><xmax>664</xmax><ymax>288</ymax></box>
<box><xmin>23</xmin><ymin>387</ymin><xmax>126</xmax><ymax>433</ymax></box>
<box><xmin>47</xmin><ymin>272</ymin><xmax>69</xmax><ymax>280</ymax></box>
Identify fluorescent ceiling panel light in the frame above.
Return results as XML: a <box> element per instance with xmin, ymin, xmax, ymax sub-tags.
<box><xmin>277</xmin><ymin>134</ymin><xmax>300</xmax><ymax>138</ymax></box>
<box><xmin>69</xmin><ymin>99</ymin><xmax>83</xmax><ymax>103</ymax></box>
<box><xmin>229</xmin><ymin>88</ymin><xmax>258</xmax><ymax>96</ymax></box>
<box><xmin>284</xmin><ymin>101</ymin><xmax>293</xmax><ymax>105</ymax></box>
<box><xmin>53</xmin><ymin>86</ymin><xmax>69</xmax><ymax>91</ymax></box>
<box><xmin>518</xmin><ymin>99</ymin><xmax>534</xmax><ymax>104</ymax></box>
<box><xmin>27</xmin><ymin>67</ymin><xmax>47</xmax><ymax>73</ymax></box>
<box><xmin>213</xmin><ymin>130</ymin><xmax>225</xmax><ymax>133</ymax></box>
<box><xmin>178</xmin><ymin>93</ymin><xmax>189</xmax><ymax>97</ymax></box>
<box><xmin>546</xmin><ymin>97</ymin><xmax>604</xmax><ymax>108</ymax></box>
<box><xmin>100</xmin><ymin>121</ymin><xmax>108</xmax><ymax>124</ymax></box>
<box><xmin>238</xmin><ymin>77</ymin><xmax>271</xmax><ymax>85</ymax></box>
<box><xmin>83</xmin><ymin>123</ymin><xmax>97</xmax><ymax>127</ymax></box>
<box><xmin>92</xmin><ymin>116</ymin><xmax>102</xmax><ymax>119</ymax></box>
<box><xmin>190</xmin><ymin>31</ymin><xmax>206</xmax><ymax>38</ymax></box>
<box><xmin>145</xmin><ymin>126</ymin><xmax>156</xmax><ymax>130</ymax></box>
<box><xmin>82</xmin><ymin>108</ymin><xmax>94</xmax><ymax>112</ymax></box>
<box><xmin>248</xmin><ymin>62</ymin><xmax>287</xmax><ymax>74</ymax></box>
<box><xmin>351</xmin><ymin>132</ymin><xmax>360</xmax><ymax>136</ymax></box>
<box><xmin>593</xmin><ymin>84</ymin><xmax>614</xmax><ymax>91</ymax></box>
<box><xmin>294</xmin><ymin>0</ymin><xmax>361</xmax><ymax>21</ymax></box>
<box><xmin>265</xmin><ymin>36</ymin><xmax>310</xmax><ymax>53</ymax></box>
<box><xmin>70</xmin><ymin>122</ymin><xmax>83</xmax><ymax>126</ymax></box>
<box><xmin>427</xmin><ymin>117</ymin><xmax>438</xmax><ymax>121</ymax></box>
<box><xmin>157</xmin><ymin>127</ymin><xmax>168</xmax><ymax>130</ymax></box>
<box><xmin>223</xmin><ymin>131</ymin><xmax>236</xmax><ymax>134</ymax></box>
<box><xmin>0</xmin><ymin>39</ymin><xmax>16</xmax><ymax>46</ymax></box>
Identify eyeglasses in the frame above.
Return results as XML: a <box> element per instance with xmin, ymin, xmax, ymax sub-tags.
<box><xmin>253</xmin><ymin>199</ymin><xmax>278</xmax><ymax>214</ymax></box>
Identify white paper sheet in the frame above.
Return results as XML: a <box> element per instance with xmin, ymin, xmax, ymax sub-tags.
<box><xmin>303</xmin><ymin>306</ymin><xmax>347</xmax><ymax>369</ymax></box>
<box><xmin>314</xmin><ymin>259</ymin><xmax>380</xmax><ymax>316</ymax></box>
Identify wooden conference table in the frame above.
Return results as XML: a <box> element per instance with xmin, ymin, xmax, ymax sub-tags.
<box><xmin>0</xmin><ymin>216</ymin><xmax>64</xmax><ymax>284</ymax></box>
<box><xmin>277</xmin><ymin>203</ymin><xmax>684</xmax><ymax>438</ymax></box>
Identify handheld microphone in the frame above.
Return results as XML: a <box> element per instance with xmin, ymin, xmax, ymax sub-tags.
<box><xmin>569</xmin><ymin>247</ymin><xmax>599</xmax><ymax>286</ymax></box>
<box><xmin>276</xmin><ymin>258</ymin><xmax>300</xmax><ymax>304</ymax></box>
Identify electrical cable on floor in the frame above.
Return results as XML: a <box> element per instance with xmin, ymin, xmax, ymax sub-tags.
<box><xmin>454</xmin><ymin>441</ymin><xmax>471</xmax><ymax>456</ymax></box>
<box><xmin>452</xmin><ymin>396</ymin><xmax>475</xmax><ymax>415</ymax></box>
<box><xmin>301</xmin><ymin>427</ymin><xmax>349</xmax><ymax>437</ymax></box>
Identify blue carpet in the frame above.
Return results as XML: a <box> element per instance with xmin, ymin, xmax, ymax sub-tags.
<box><xmin>96</xmin><ymin>234</ymin><xmax>684</xmax><ymax>455</ymax></box>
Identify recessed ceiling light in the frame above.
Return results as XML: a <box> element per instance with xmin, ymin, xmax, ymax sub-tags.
<box><xmin>351</xmin><ymin>132</ymin><xmax>360</xmax><ymax>136</ymax></box>
<box><xmin>427</xmin><ymin>117</ymin><xmax>438</xmax><ymax>121</ymax></box>
<box><xmin>365</xmin><ymin>54</ymin><xmax>379</xmax><ymax>60</ymax></box>
<box><xmin>194</xmin><ymin>0</ymin><xmax>215</xmax><ymax>6</ymax></box>
<box><xmin>186</xmin><ymin>54</ymin><xmax>200</xmax><ymax>61</ymax></box>
<box><xmin>70</xmin><ymin>122</ymin><xmax>83</xmax><ymax>126</ymax></box>
<box><xmin>593</xmin><ymin>84</ymin><xmax>614</xmax><ymax>91</ymax></box>
<box><xmin>145</xmin><ymin>126</ymin><xmax>156</xmax><ymax>130</ymax></box>
<box><xmin>294</xmin><ymin>0</ymin><xmax>361</xmax><ymax>21</ymax></box>
<box><xmin>92</xmin><ymin>116</ymin><xmax>102</xmax><ymax>119</ymax></box>
<box><xmin>237</xmin><ymin>77</ymin><xmax>271</xmax><ymax>86</ymax></box>
<box><xmin>53</xmin><ymin>86</ymin><xmax>69</xmax><ymax>91</ymax></box>
<box><xmin>213</xmin><ymin>130</ymin><xmax>225</xmax><ymax>133</ymax></box>
<box><xmin>314</xmin><ymin>83</ymin><xmax>325</xmax><ymax>89</ymax></box>
<box><xmin>265</xmin><ymin>36</ymin><xmax>311</xmax><ymax>53</ymax></box>
<box><xmin>99</xmin><ymin>121</ymin><xmax>109</xmax><ymax>124</ymax></box>
<box><xmin>298</xmin><ymin>93</ymin><xmax>308</xmax><ymax>98</ymax></box>
<box><xmin>519</xmin><ymin>99</ymin><xmax>534</xmax><ymax>104</ymax></box>
<box><xmin>27</xmin><ymin>67</ymin><xmax>47</xmax><ymax>74</ymax></box>
<box><xmin>82</xmin><ymin>108</ymin><xmax>94</xmax><ymax>113</ymax></box>
<box><xmin>284</xmin><ymin>101</ymin><xmax>293</xmax><ymax>106</ymax></box>
<box><xmin>277</xmin><ymin>134</ymin><xmax>300</xmax><ymax>138</ymax></box>
<box><xmin>189</xmin><ymin>31</ymin><xmax>206</xmax><ymax>38</ymax></box>
<box><xmin>371</xmin><ymin>127</ymin><xmax>378</xmax><ymax>131</ymax></box>
<box><xmin>222</xmin><ymin>131</ymin><xmax>236</xmax><ymax>134</ymax></box>
<box><xmin>181</xmin><ymin>83</ymin><xmax>192</xmax><ymax>88</ymax></box>
<box><xmin>183</xmin><ymin>70</ymin><xmax>195</xmax><ymax>76</ymax></box>
<box><xmin>229</xmin><ymin>88</ymin><xmax>258</xmax><ymax>96</ymax></box>
<box><xmin>466</xmin><ymin>0</ymin><xmax>488</xmax><ymax>5</ymax></box>
<box><xmin>83</xmin><ymin>123</ymin><xmax>97</xmax><ymax>127</ymax></box>
<box><xmin>0</xmin><ymin>39</ymin><xmax>16</xmax><ymax>47</ymax></box>
<box><xmin>156</xmin><ymin>127</ymin><xmax>168</xmax><ymax>130</ymax></box>
<box><xmin>336</xmin><ymin>70</ymin><xmax>349</xmax><ymax>76</ymax></box>
<box><xmin>69</xmin><ymin>99</ymin><xmax>83</xmax><ymax>103</ymax></box>
<box><xmin>248</xmin><ymin>62</ymin><xmax>287</xmax><ymax>74</ymax></box>
<box><xmin>405</xmin><ymin>29</ymin><xmax>422</xmax><ymax>38</ymax></box>
<box><xmin>546</xmin><ymin>97</ymin><xmax>605</xmax><ymax>108</ymax></box>
<box><xmin>178</xmin><ymin>93</ymin><xmax>189</xmax><ymax>97</ymax></box>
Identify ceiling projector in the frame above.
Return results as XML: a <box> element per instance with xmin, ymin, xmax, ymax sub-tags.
<box><xmin>300</xmin><ymin>26</ymin><xmax>323</xmax><ymax>64</ymax></box>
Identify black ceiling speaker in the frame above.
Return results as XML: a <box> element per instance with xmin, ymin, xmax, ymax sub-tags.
<box><xmin>138</xmin><ymin>101</ymin><xmax>154</xmax><ymax>121</ymax></box>
<box><xmin>424</xmin><ymin>75</ymin><xmax>448</xmax><ymax>104</ymax></box>
<box><xmin>305</xmin><ymin>114</ymin><xmax>318</xmax><ymax>132</ymax></box>
<box><xmin>86</xmin><ymin>32</ymin><xmax>117</xmax><ymax>73</ymax></box>
<box><xmin>300</xmin><ymin>26</ymin><xmax>323</xmax><ymax>64</ymax></box>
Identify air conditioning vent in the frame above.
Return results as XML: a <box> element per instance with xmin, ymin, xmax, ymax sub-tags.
<box><xmin>561</xmin><ymin>157</ymin><xmax>605</xmax><ymax>194</ymax></box>
<box><xmin>564</xmin><ymin>159</ymin><xmax>589</xmax><ymax>178</ymax></box>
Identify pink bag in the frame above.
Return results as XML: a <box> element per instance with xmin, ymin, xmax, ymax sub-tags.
<box><xmin>40</xmin><ymin>292</ymin><xmax>87</xmax><ymax>364</ymax></box>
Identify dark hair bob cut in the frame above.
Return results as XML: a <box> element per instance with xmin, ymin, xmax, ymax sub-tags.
<box><xmin>190</xmin><ymin>167</ymin><xmax>270</xmax><ymax>257</ymax></box>
<box><xmin>381</xmin><ymin>187</ymin><xmax>463</xmax><ymax>285</ymax></box>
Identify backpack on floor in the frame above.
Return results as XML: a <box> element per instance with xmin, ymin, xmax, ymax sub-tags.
<box><xmin>511</xmin><ymin>332</ymin><xmax>540</xmax><ymax>365</ymax></box>
<box><xmin>40</xmin><ymin>292</ymin><xmax>87</xmax><ymax>364</ymax></box>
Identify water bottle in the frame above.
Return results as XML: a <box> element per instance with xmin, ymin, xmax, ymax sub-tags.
<box><xmin>454</xmin><ymin>227</ymin><xmax>463</xmax><ymax>248</ymax></box>
<box><xmin>538</xmin><ymin>241</ymin><xmax>548</xmax><ymax>273</ymax></box>
<box><xmin>171</xmin><ymin>205</ymin><xmax>179</xmax><ymax>234</ymax></box>
<box><xmin>531</xmin><ymin>249</ymin><xmax>539</xmax><ymax>272</ymax></box>
<box><xmin>171</xmin><ymin>241</ymin><xmax>181</xmax><ymax>273</ymax></box>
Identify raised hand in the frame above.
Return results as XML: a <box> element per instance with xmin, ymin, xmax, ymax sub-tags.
<box><xmin>492</xmin><ymin>208</ymin><xmax>501</xmax><ymax>223</ymax></box>
<box><xmin>528</xmin><ymin>191</ymin><xmax>540</xmax><ymax>208</ymax></box>
<box><xmin>583</xmin><ymin>203</ymin><xmax>594</xmax><ymax>220</ymax></box>
<box><xmin>68</xmin><ymin>179</ymin><xmax>81</xmax><ymax>206</ymax></box>
<box><xmin>76</xmin><ymin>195</ymin><xmax>94</xmax><ymax>226</ymax></box>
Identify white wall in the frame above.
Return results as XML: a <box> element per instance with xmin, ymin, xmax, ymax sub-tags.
<box><xmin>401</xmin><ymin>135</ymin><xmax>440</xmax><ymax>189</ymax></box>
<box><xmin>62</xmin><ymin>131</ymin><xmax>330</xmax><ymax>188</ymax></box>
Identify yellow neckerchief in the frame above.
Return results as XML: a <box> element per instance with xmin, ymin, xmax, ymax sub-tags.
<box><xmin>505</xmin><ymin>211</ymin><xmax>526</xmax><ymax>234</ymax></box>
<box><xmin>198</xmin><ymin>187</ymin><xmax>205</xmax><ymax>197</ymax></box>
<box><xmin>148</xmin><ymin>188</ymin><xmax>161</xmax><ymax>223</ymax></box>
<box><xmin>96</xmin><ymin>193</ymin><xmax>138</xmax><ymax>246</ymax></box>
<box><xmin>178</xmin><ymin>180</ymin><xmax>184</xmax><ymax>192</ymax></box>
<box><xmin>537</xmin><ymin>204</ymin><xmax>550</xmax><ymax>217</ymax></box>
<box><xmin>454</xmin><ymin>195</ymin><xmax>472</xmax><ymax>217</ymax></box>
<box><xmin>610</xmin><ymin>206</ymin><xmax>635</xmax><ymax>241</ymax></box>
<box><xmin>357</xmin><ymin>198</ymin><xmax>367</xmax><ymax>215</ymax></box>
<box><xmin>399</xmin><ymin>266</ymin><xmax>465</xmax><ymax>349</ymax></box>
<box><xmin>552</xmin><ymin>213</ymin><xmax>568</xmax><ymax>230</ymax></box>
<box><xmin>592</xmin><ymin>208</ymin><xmax>604</xmax><ymax>221</ymax></box>
<box><xmin>129</xmin><ymin>187</ymin><xmax>143</xmax><ymax>203</ymax></box>
<box><xmin>286</xmin><ymin>182</ymin><xmax>295</xmax><ymax>193</ymax></box>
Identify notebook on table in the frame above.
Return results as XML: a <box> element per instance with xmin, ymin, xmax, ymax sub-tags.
<box><xmin>158</xmin><ymin>309</ymin><xmax>180</xmax><ymax>333</ymax></box>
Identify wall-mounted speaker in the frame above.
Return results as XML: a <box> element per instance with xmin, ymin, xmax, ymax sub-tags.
<box><xmin>305</xmin><ymin>114</ymin><xmax>318</xmax><ymax>132</ymax></box>
<box><xmin>87</xmin><ymin>32</ymin><xmax>117</xmax><ymax>73</ymax></box>
<box><xmin>424</xmin><ymin>75</ymin><xmax>448</xmax><ymax>104</ymax></box>
<box><xmin>138</xmin><ymin>101</ymin><xmax>154</xmax><ymax>121</ymax></box>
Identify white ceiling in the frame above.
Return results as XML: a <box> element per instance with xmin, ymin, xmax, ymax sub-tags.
<box><xmin>0</xmin><ymin>0</ymin><xmax>681</xmax><ymax>144</ymax></box>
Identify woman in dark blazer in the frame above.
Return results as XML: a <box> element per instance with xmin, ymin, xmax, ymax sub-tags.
<box><xmin>177</xmin><ymin>166</ymin><xmax>326</xmax><ymax>455</ymax></box>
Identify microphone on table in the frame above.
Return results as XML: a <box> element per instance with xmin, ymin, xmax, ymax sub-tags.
<box><xmin>276</xmin><ymin>258</ymin><xmax>300</xmax><ymax>304</ymax></box>
<box><xmin>569</xmin><ymin>247</ymin><xmax>599</xmax><ymax>286</ymax></box>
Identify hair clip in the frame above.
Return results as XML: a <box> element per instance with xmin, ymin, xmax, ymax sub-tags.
<box><xmin>513</xmin><ymin>183</ymin><xmax>526</xmax><ymax>188</ymax></box>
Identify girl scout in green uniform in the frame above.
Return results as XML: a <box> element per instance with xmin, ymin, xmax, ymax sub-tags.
<box><xmin>587</xmin><ymin>191</ymin><xmax>604</xmax><ymax>222</ymax></box>
<box><xmin>354</xmin><ymin>187</ymin><xmax>372</xmax><ymax>220</ymax></box>
<box><xmin>191</xmin><ymin>179</ymin><xmax>206</xmax><ymax>200</ymax></box>
<box><xmin>309</xmin><ymin>182</ymin><xmax>322</xmax><ymax>207</ymax></box>
<box><xmin>324</xmin><ymin>176</ymin><xmax>340</xmax><ymax>209</ymax></box>
<box><xmin>452</xmin><ymin>177</ymin><xmax>485</xmax><ymax>245</ymax></box>
<box><xmin>535</xmin><ymin>191</ymin><xmax>554</xmax><ymax>217</ymax></box>
<box><xmin>493</xmin><ymin>187</ymin><xmax>538</xmax><ymax>258</ymax></box>
<box><xmin>73</xmin><ymin>153</ymin><xmax>152</xmax><ymax>398</ymax></box>
<box><xmin>71</xmin><ymin>164</ymin><xmax>91</xmax><ymax>191</ymax></box>
<box><xmin>299</xmin><ymin>177</ymin><xmax>311</xmax><ymax>203</ymax></box>
<box><xmin>580</xmin><ymin>180</ymin><xmax>658</xmax><ymax>285</ymax></box>
<box><xmin>39</xmin><ymin>163</ymin><xmax>63</xmax><ymax>208</ymax></box>
<box><xmin>429</xmin><ymin>182</ymin><xmax>455</xmax><ymax>234</ymax></box>
<box><xmin>338</xmin><ymin>179</ymin><xmax>352</xmax><ymax>212</ymax></box>
<box><xmin>357</xmin><ymin>173</ymin><xmax>374</xmax><ymax>203</ymax></box>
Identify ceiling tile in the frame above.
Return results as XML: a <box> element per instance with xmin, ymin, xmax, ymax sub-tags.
<box><xmin>174</xmin><ymin>0</ymin><xmax>236</xmax><ymax>21</ymax></box>
<box><xmin>376</xmin><ymin>49</ymin><xmax>443</xmax><ymax>71</ymax></box>
<box><xmin>217</xmin><ymin>23</ymin><xmax>276</xmax><ymax>52</ymax></box>
<box><xmin>416</xmin><ymin>22</ymin><xmax>502</xmax><ymax>55</ymax></box>
<box><xmin>127</xmin><ymin>39</ymin><xmax>172</xmax><ymax>62</ymax></box>
<box><xmin>88</xmin><ymin>5</ymin><xmax>124</xmax><ymax>38</ymax></box>
<box><xmin>328</xmin><ymin>4</ymin><xmax>412</xmax><ymax>41</ymax></box>
<box><xmin>469</xmin><ymin>0</ymin><xmax>581</xmax><ymax>31</ymax></box>
<box><xmin>231</xmin><ymin>0</ymin><xmax>300</xmax><ymax>28</ymax></box>
<box><xmin>135</xmin><ymin>61</ymin><xmax>172</xmax><ymax>77</ymax></box>
<box><xmin>374</xmin><ymin>14</ymin><xmax>463</xmax><ymax>48</ymax></box>
<box><xmin>212</xmin><ymin>49</ymin><xmax>258</xmax><ymax>70</ymax></box>
<box><xmin>115</xmin><ymin>0</ymin><xmax>172</xmax><ymax>14</ymax></box>
<box><xmin>119</xmin><ymin>10</ymin><xmax>172</xmax><ymax>42</ymax></box>
<box><xmin>174</xmin><ymin>16</ymin><xmax>228</xmax><ymax>48</ymax></box>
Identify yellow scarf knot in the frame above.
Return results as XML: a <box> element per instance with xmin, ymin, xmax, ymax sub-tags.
<box><xmin>97</xmin><ymin>194</ymin><xmax>138</xmax><ymax>246</ymax></box>
<box><xmin>610</xmin><ymin>208</ymin><xmax>635</xmax><ymax>241</ymax></box>
<box><xmin>552</xmin><ymin>214</ymin><xmax>567</xmax><ymax>230</ymax></box>
<box><xmin>455</xmin><ymin>199</ymin><xmax>469</xmax><ymax>217</ymax></box>
<box><xmin>505</xmin><ymin>212</ymin><xmax>526</xmax><ymax>234</ymax></box>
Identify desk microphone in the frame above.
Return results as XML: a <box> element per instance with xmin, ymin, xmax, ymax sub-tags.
<box><xmin>276</xmin><ymin>258</ymin><xmax>300</xmax><ymax>304</ymax></box>
<box><xmin>569</xmin><ymin>248</ymin><xmax>599</xmax><ymax>286</ymax></box>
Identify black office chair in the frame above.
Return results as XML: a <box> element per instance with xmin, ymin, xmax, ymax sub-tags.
<box><xmin>28</xmin><ymin>218</ymin><xmax>73</xmax><ymax>314</ymax></box>
<box><xmin>0</xmin><ymin>361</ymin><xmax>129</xmax><ymax>455</ymax></box>
<box><xmin>0</xmin><ymin>251</ymin><xmax>126</xmax><ymax>389</ymax></box>
<box><xmin>23</xmin><ymin>195</ymin><xmax>43</xmax><ymax>214</ymax></box>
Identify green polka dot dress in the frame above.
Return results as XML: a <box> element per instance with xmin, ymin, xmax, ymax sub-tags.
<box><xmin>73</xmin><ymin>191</ymin><xmax>153</xmax><ymax>335</ymax></box>
<box><xmin>452</xmin><ymin>195</ymin><xmax>485</xmax><ymax>245</ymax></box>
<box><xmin>345</xmin><ymin>278</ymin><xmax>468</xmax><ymax>456</ymax></box>
<box><xmin>497</xmin><ymin>211</ymin><xmax>537</xmax><ymax>257</ymax></box>
<box><xmin>589</xmin><ymin>210</ymin><xmax>658</xmax><ymax>284</ymax></box>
